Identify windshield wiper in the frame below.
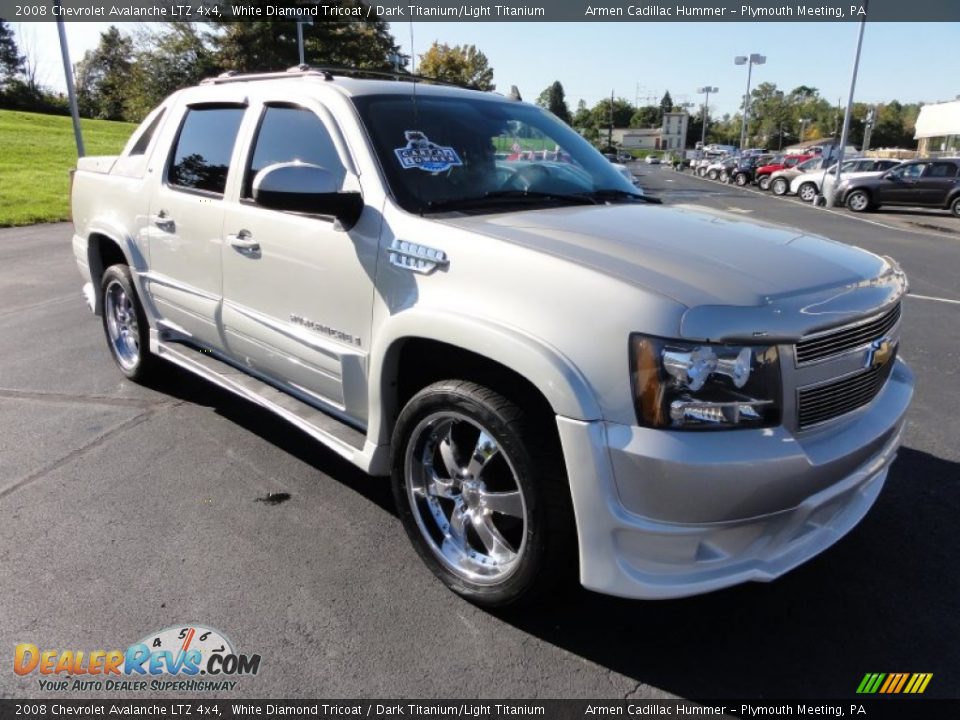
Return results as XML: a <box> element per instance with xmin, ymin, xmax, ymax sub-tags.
<box><xmin>423</xmin><ymin>190</ymin><xmax>598</xmax><ymax>213</ymax></box>
<box><xmin>574</xmin><ymin>189</ymin><xmax>662</xmax><ymax>204</ymax></box>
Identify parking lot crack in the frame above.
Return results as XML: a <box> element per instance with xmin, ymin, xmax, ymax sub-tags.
<box><xmin>0</xmin><ymin>387</ymin><xmax>167</xmax><ymax>410</ymax></box>
<box><xmin>0</xmin><ymin>409</ymin><xmax>158</xmax><ymax>500</ymax></box>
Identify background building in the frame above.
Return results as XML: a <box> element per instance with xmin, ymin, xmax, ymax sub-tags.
<box><xmin>612</xmin><ymin>111</ymin><xmax>689</xmax><ymax>151</ymax></box>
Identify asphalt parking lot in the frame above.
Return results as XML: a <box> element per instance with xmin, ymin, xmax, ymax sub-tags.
<box><xmin>1</xmin><ymin>175</ymin><xmax>958</xmax><ymax>699</ymax></box>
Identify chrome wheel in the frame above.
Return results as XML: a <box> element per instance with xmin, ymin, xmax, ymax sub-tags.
<box><xmin>772</xmin><ymin>178</ymin><xmax>788</xmax><ymax>195</ymax></box>
<box><xmin>405</xmin><ymin>412</ymin><xmax>527</xmax><ymax>585</ymax></box>
<box><xmin>758</xmin><ymin>176</ymin><xmax>771</xmax><ymax>191</ymax></box>
<box><xmin>104</xmin><ymin>279</ymin><xmax>140</xmax><ymax>370</ymax></box>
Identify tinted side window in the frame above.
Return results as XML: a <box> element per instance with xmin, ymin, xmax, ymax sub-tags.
<box><xmin>901</xmin><ymin>163</ymin><xmax>926</xmax><ymax>180</ymax></box>
<box><xmin>129</xmin><ymin>108</ymin><xmax>165</xmax><ymax>156</ymax></box>
<box><xmin>924</xmin><ymin>162</ymin><xmax>959</xmax><ymax>178</ymax></box>
<box><xmin>245</xmin><ymin>106</ymin><xmax>345</xmax><ymax>199</ymax></box>
<box><xmin>169</xmin><ymin>106</ymin><xmax>245</xmax><ymax>195</ymax></box>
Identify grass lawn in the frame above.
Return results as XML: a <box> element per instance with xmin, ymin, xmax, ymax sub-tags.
<box><xmin>0</xmin><ymin>110</ymin><xmax>136</xmax><ymax>227</ymax></box>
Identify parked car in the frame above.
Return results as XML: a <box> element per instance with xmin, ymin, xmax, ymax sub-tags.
<box><xmin>755</xmin><ymin>154</ymin><xmax>816</xmax><ymax>191</ymax></box>
<box><xmin>645</xmin><ymin>154</ymin><xmax>661</xmax><ymax>165</ymax></box>
<box><xmin>791</xmin><ymin>158</ymin><xmax>903</xmax><ymax>203</ymax></box>
<box><xmin>731</xmin><ymin>154</ymin><xmax>775</xmax><ymax>186</ymax></box>
<box><xmin>69</xmin><ymin>68</ymin><xmax>913</xmax><ymax>606</ymax></box>
<box><xmin>706</xmin><ymin>155</ymin><xmax>737</xmax><ymax>180</ymax></box>
<box><xmin>768</xmin><ymin>157</ymin><xmax>825</xmax><ymax>196</ymax></box>
<box><xmin>837</xmin><ymin>158</ymin><xmax>960</xmax><ymax>215</ymax></box>
<box><xmin>692</xmin><ymin>156</ymin><xmax>714</xmax><ymax>177</ymax></box>
<box><xmin>616</xmin><ymin>151</ymin><xmax>633</xmax><ymax>163</ymax></box>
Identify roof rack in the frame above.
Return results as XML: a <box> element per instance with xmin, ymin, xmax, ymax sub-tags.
<box><xmin>200</xmin><ymin>65</ymin><xmax>477</xmax><ymax>90</ymax></box>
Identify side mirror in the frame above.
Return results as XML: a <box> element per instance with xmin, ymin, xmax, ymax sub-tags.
<box><xmin>882</xmin><ymin>172</ymin><xmax>897</xmax><ymax>181</ymax></box>
<box><xmin>253</xmin><ymin>162</ymin><xmax>363</xmax><ymax>230</ymax></box>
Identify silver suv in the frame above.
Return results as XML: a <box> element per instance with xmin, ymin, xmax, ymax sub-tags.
<box><xmin>70</xmin><ymin>68</ymin><xmax>913</xmax><ymax>606</ymax></box>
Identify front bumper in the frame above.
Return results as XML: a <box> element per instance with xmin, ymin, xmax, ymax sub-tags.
<box><xmin>558</xmin><ymin>358</ymin><xmax>913</xmax><ymax>600</ymax></box>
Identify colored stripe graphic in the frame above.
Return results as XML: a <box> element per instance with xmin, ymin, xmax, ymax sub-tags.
<box><xmin>858</xmin><ymin>672</ymin><xmax>932</xmax><ymax>694</ymax></box>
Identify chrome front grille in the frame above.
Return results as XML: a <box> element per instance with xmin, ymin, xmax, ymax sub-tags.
<box><xmin>797</xmin><ymin>349</ymin><xmax>897</xmax><ymax>429</ymax></box>
<box><xmin>795</xmin><ymin>303</ymin><xmax>901</xmax><ymax>365</ymax></box>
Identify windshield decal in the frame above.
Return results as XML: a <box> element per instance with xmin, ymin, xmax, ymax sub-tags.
<box><xmin>394</xmin><ymin>131</ymin><xmax>463</xmax><ymax>172</ymax></box>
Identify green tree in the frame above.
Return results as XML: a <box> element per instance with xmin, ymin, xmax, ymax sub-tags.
<box><xmin>572</xmin><ymin>99</ymin><xmax>592</xmax><ymax>128</ymax></box>
<box><xmin>591</xmin><ymin>97</ymin><xmax>634</xmax><ymax>129</ymax></box>
<box><xmin>418</xmin><ymin>42</ymin><xmax>494</xmax><ymax>90</ymax></box>
<box><xmin>75</xmin><ymin>26</ymin><xmax>133</xmax><ymax>120</ymax></box>
<box><xmin>659</xmin><ymin>90</ymin><xmax>674</xmax><ymax>116</ymax></box>
<box><xmin>125</xmin><ymin>23</ymin><xmax>216</xmax><ymax>121</ymax></box>
<box><xmin>208</xmin><ymin>2</ymin><xmax>402</xmax><ymax>74</ymax></box>
<box><xmin>0</xmin><ymin>20</ymin><xmax>24</xmax><ymax>90</ymax></box>
<box><xmin>536</xmin><ymin>80</ymin><xmax>571</xmax><ymax>125</ymax></box>
<box><xmin>630</xmin><ymin>105</ymin><xmax>660</xmax><ymax>128</ymax></box>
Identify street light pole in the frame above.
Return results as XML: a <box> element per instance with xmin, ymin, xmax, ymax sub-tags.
<box><xmin>697</xmin><ymin>86</ymin><xmax>718</xmax><ymax>152</ymax></box>
<box><xmin>296</xmin><ymin>19</ymin><xmax>313</xmax><ymax>66</ymax></box>
<box><xmin>734</xmin><ymin>53</ymin><xmax>766</xmax><ymax>151</ymax></box>
<box><xmin>822</xmin><ymin>12</ymin><xmax>868</xmax><ymax>208</ymax></box>
<box><xmin>54</xmin><ymin>8</ymin><xmax>84</xmax><ymax>158</ymax></box>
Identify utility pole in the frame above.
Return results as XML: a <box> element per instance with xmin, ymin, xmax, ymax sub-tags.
<box><xmin>55</xmin><ymin>7</ymin><xmax>84</xmax><ymax>157</ymax></box>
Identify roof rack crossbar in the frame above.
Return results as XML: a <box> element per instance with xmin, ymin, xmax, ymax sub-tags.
<box><xmin>200</xmin><ymin>65</ymin><xmax>479</xmax><ymax>90</ymax></box>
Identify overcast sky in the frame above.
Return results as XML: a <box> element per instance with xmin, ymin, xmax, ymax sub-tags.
<box><xmin>11</xmin><ymin>21</ymin><xmax>960</xmax><ymax>117</ymax></box>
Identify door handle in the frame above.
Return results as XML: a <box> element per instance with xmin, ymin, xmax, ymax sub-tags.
<box><xmin>227</xmin><ymin>230</ymin><xmax>260</xmax><ymax>254</ymax></box>
<box><xmin>151</xmin><ymin>210</ymin><xmax>174</xmax><ymax>231</ymax></box>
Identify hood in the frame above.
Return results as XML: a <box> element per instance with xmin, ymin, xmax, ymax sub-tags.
<box><xmin>438</xmin><ymin>203</ymin><xmax>890</xmax><ymax>310</ymax></box>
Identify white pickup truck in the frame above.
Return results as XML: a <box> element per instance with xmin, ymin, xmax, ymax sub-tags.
<box><xmin>71</xmin><ymin>68</ymin><xmax>913</xmax><ymax>606</ymax></box>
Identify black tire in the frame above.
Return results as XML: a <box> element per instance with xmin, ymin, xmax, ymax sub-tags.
<box><xmin>707</xmin><ymin>169</ymin><xmax>719</xmax><ymax>180</ymax></box>
<box><xmin>735</xmin><ymin>172</ymin><xmax>749</xmax><ymax>187</ymax></box>
<box><xmin>846</xmin><ymin>189</ymin><xmax>872</xmax><ymax>213</ymax></box>
<box><xmin>391</xmin><ymin>380</ymin><xmax>574</xmax><ymax>607</ymax></box>
<box><xmin>100</xmin><ymin>264</ymin><xmax>158</xmax><ymax>382</ymax></box>
<box><xmin>798</xmin><ymin>182</ymin><xmax>818</xmax><ymax>203</ymax></box>
<box><xmin>771</xmin><ymin>177</ymin><xmax>789</xmax><ymax>195</ymax></box>
<box><xmin>758</xmin><ymin>175</ymin><xmax>772</xmax><ymax>191</ymax></box>
<box><xmin>950</xmin><ymin>196</ymin><xmax>960</xmax><ymax>218</ymax></box>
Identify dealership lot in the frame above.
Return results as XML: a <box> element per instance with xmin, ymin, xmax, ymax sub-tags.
<box><xmin>1</xmin><ymin>175</ymin><xmax>958</xmax><ymax>699</ymax></box>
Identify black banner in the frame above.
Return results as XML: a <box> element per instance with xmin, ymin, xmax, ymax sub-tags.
<box><xmin>1</xmin><ymin>700</ymin><xmax>959</xmax><ymax>720</ymax></box>
<box><xmin>3</xmin><ymin>0</ymin><xmax>960</xmax><ymax>23</ymax></box>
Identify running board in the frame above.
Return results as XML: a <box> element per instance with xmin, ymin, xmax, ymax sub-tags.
<box><xmin>153</xmin><ymin>339</ymin><xmax>381</xmax><ymax>470</ymax></box>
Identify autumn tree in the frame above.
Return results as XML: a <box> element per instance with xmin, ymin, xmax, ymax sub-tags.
<box><xmin>418</xmin><ymin>42</ymin><xmax>494</xmax><ymax>90</ymax></box>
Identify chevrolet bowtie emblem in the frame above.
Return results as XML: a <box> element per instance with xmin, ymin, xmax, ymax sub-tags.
<box><xmin>866</xmin><ymin>337</ymin><xmax>894</xmax><ymax>370</ymax></box>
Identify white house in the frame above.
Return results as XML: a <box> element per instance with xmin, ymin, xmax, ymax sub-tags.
<box><xmin>612</xmin><ymin>112</ymin><xmax>690</xmax><ymax>151</ymax></box>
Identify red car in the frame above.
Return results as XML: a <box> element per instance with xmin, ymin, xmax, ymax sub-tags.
<box><xmin>755</xmin><ymin>154</ymin><xmax>816</xmax><ymax>191</ymax></box>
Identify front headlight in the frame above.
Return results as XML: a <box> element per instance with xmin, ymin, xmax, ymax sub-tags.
<box><xmin>629</xmin><ymin>334</ymin><xmax>782</xmax><ymax>429</ymax></box>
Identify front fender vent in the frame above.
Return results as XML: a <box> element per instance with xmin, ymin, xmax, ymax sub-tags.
<box><xmin>388</xmin><ymin>239</ymin><xmax>449</xmax><ymax>275</ymax></box>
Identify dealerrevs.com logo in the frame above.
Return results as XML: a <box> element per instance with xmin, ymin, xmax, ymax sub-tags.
<box><xmin>14</xmin><ymin>625</ymin><xmax>261</xmax><ymax>692</ymax></box>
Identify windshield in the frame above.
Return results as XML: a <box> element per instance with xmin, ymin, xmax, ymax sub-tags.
<box><xmin>352</xmin><ymin>93</ymin><xmax>640</xmax><ymax>213</ymax></box>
